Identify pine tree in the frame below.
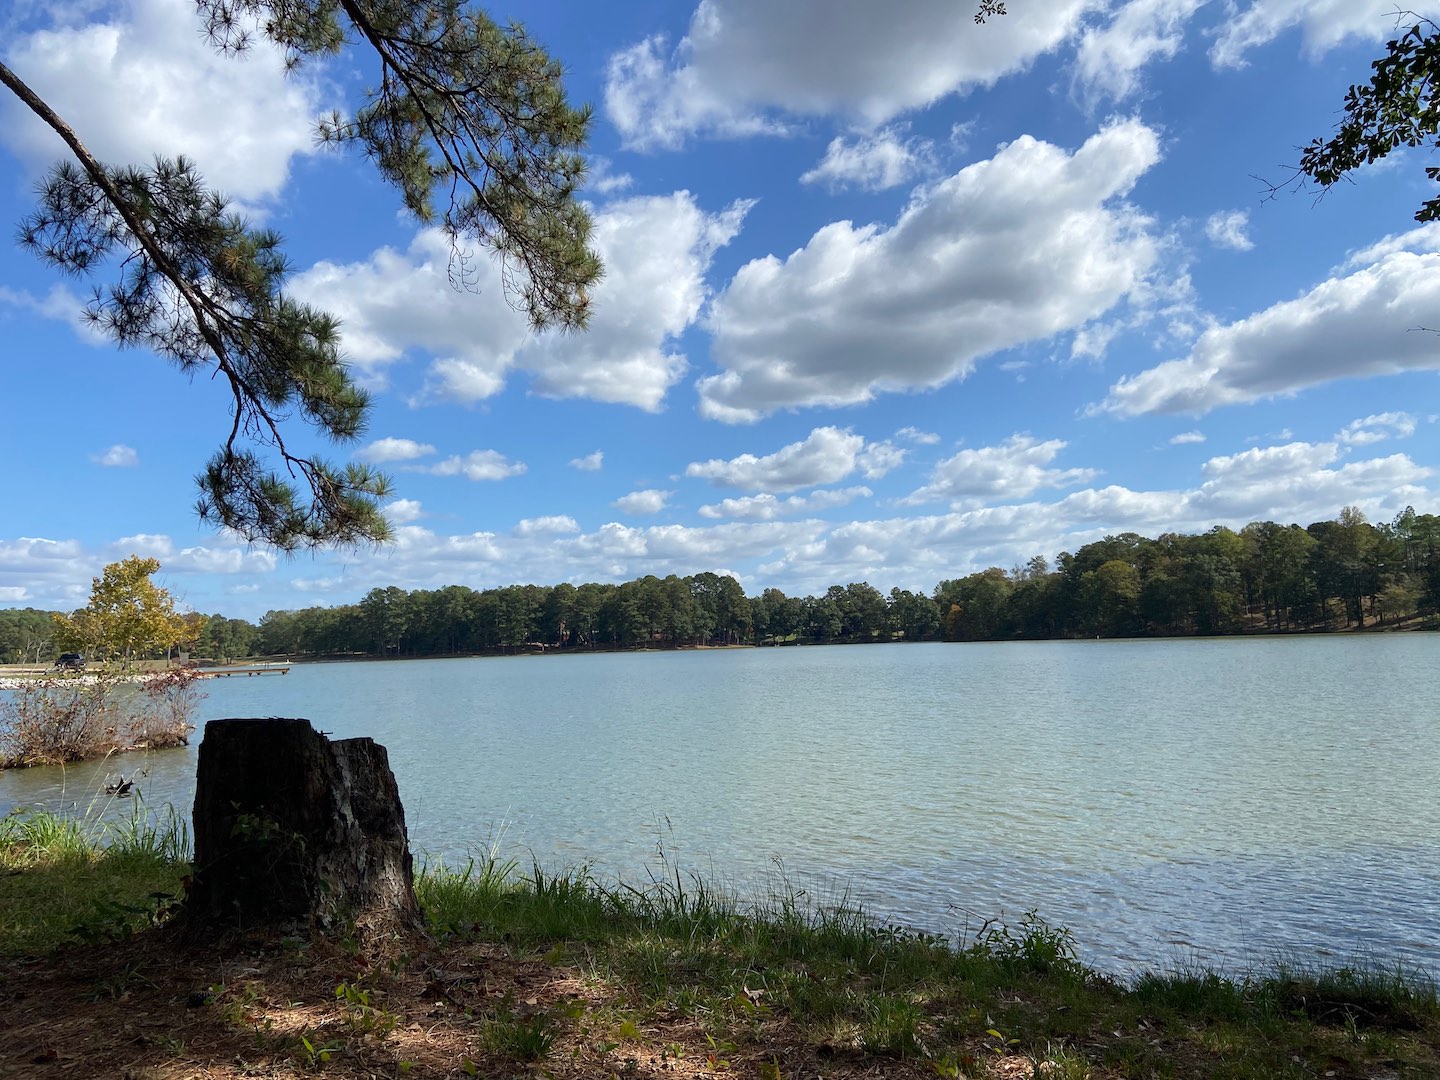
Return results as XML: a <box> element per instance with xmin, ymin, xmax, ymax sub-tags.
<box><xmin>0</xmin><ymin>1</ymin><xmax>602</xmax><ymax>550</ymax></box>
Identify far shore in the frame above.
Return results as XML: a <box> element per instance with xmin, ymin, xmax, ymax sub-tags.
<box><xmin>3</xmin><ymin>621</ymin><xmax>1435</xmax><ymax>685</ymax></box>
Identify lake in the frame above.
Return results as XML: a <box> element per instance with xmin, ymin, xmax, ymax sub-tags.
<box><xmin>3</xmin><ymin>636</ymin><xmax>1437</xmax><ymax>979</ymax></box>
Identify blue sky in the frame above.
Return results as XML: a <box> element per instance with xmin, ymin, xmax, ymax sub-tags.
<box><xmin>2</xmin><ymin>0</ymin><xmax>1439</xmax><ymax>620</ymax></box>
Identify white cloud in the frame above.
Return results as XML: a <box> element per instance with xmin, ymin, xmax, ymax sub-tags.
<box><xmin>281</xmin><ymin>517</ymin><xmax>818</xmax><ymax>600</ymax></box>
<box><xmin>1098</xmin><ymin>249</ymin><xmax>1440</xmax><ymax>416</ymax></box>
<box><xmin>1206</xmin><ymin>209</ymin><xmax>1254</xmax><ymax>251</ymax></box>
<box><xmin>92</xmin><ymin>444</ymin><xmax>138</xmax><ymax>467</ymax></box>
<box><xmin>698</xmin><ymin>486</ymin><xmax>873</xmax><ymax>521</ymax></box>
<box><xmin>700</xmin><ymin>120</ymin><xmax>1162</xmax><ymax>421</ymax></box>
<box><xmin>14</xmin><ymin>427</ymin><xmax>1428</xmax><ymax>614</ymax></box>
<box><xmin>108</xmin><ymin>536</ymin><xmax>171</xmax><ymax>564</ymax></box>
<box><xmin>686</xmin><ymin>427</ymin><xmax>880</xmax><ymax>492</ymax></box>
<box><xmin>513</xmin><ymin>516</ymin><xmax>581</xmax><ymax>537</ymax></box>
<box><xmin>517</xmin><ymin>193</ymin><xmax>754</xmax><ymax>410</ymax></box>
<box><xmin>1170</xmin><ymin>430</ymin><xmax>1207</xmax><ymax>445</ymax></box>
<box><xmin>896</xmin><ymin>427</ymin><xmax>941</xmax><ymax>445</ymax></box>
<box><xmin>857</xmin><ymin>441</ymin><xmax>907</xmax><ymax>479</ymax></box>
<box><xmin>570</xmin><ymin>451</ymin><xmax>605</xmax><ymax>472</ymax></box>
<box><xmin>904</xmin><ymin>435</ymin><xmax>1098</xmax><ymax>505</ymax></box>
<box><xmin>1337</xmin><ymin>412</ymin><xmax>1417</xmax><ymax>445</ymax></box>
<box><xmin>605</xmin><ymin>0</ymin><xmax>1100</xmax><ymax>149</ymax></box>
<box><xmin>296</xmin><ymin>193</ymin><xmax>750</xmax><ymax>411</ymax></box>
<box><xmin>166</xmin><ymin>545</ymin><xmax>278</xmax><ymax>575</ymax></box>
<box><xmin>1210</xmin><ymin>0</ymin><xmax>1440</xmax><ymax>68</ymax></box>
<box><xmin>422</xmin><ymin>451</ymin><xmax>527</xmax><ymax>482</ymax></box>
<box><xmin>355</xmin><ymin>437</ymin><xmax>437</xmax><ymax>464</ymax></box>
<box><xmin>383</xmin><ymin>499</ymin><xmax>424</xmax><ymax>524</ymax></box>
<box><xmin>0</xmin><ymin>0</ymin><xmax>321</xmax><ymax>201</ymax></box>
<box><xmin>613</xmin><ymin>489</ymin><xmax>672</xmax><ymax>514</ymax></box>
<box><xmin>1341</xmin><ymin>223</ymin><xmax>1440</xmax><ymax>270</ymax></box>
<box><xmin>1073</xmin><ymin>0</ymin><xmax>1205</xmax><ymax>104</ymax></box>
<box><xmin>0</xmin><ymin>537</ymin><xmax>90</xmax><ymax>611</ymax></box>
<box><xmin>755</xmin><ymin>441</ymin><xmax>1431</xmax><ymax>596</ymax></box>
<box><xmin>800</xmin><ymin>125</ymin><xmax>936</xmax><ymax>191</ymax></box>
<box><xmin>586</xmin><ymin>156</ymin><xmax>634</xmax><ymax>194</ymax></box>
<box><xmin>291</xmin><ymin>230</ymin><xmax>529</xmax><ymax>394</ymax></box>
<box><xmin>0</xmin><ymin>283</ymin><xmax>104</xmax><ymax>343</ymax></box>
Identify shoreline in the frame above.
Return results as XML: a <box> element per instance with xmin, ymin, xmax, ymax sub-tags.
<box><xmin>3</xmin><ymin>807</ymin><xmax>1437</xmax><ymax>1078</ymax></box>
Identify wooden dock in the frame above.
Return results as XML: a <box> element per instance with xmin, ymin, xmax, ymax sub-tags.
<box><xmin>202</xmin><ymin>665</ymin><xmax>291</xmax><ymax>678</ymax></box>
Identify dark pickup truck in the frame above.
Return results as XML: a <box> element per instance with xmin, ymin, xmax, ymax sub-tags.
<box><xmin>53</xmin><ymin>653</ymin><xmax>86</xmax><ymax>671</ymax></box>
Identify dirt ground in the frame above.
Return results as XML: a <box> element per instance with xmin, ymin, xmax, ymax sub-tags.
<box><xmin>0</xmin><ymin>928</ymin><xmax>1042</xmax><ymax>1080</ymax></box>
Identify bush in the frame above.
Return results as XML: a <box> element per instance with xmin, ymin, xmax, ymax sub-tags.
<box><xmin>0</xmin><ymin>670</ymin><xmax>204</xmax><ymax>768</ymax></box>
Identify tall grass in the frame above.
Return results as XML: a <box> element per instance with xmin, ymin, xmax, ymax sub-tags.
<box><xmin>5</xmin><ymin>808</ymin><xmax>1438</xmax><ymax>1079</ymax></box>
<box><xmin>0</xmin><ymin>803</ymin><xmax>189</xmax><ymax>955</ymax></box>
<box><xmin>413</xmin><ymin>846</ymin><xmax>1439</xmax><ymax>1076</ymax></box>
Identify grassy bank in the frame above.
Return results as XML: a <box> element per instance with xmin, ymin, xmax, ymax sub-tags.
<box><xmin>1</xmin><ymin>811</ymin><xmax>1436</xmax><ymax>1078</ymax></box>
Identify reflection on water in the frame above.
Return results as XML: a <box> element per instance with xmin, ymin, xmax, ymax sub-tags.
<box><xmin>3</xmin><ymin>636</ymin><xmax>1437</xmax><ymax>977</ymax></box>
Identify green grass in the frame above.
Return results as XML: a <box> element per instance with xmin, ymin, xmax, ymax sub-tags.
<box><xmin>415</xmin><ymin>851</ymin><xmax>1440</xmax><ymax>1079</ymax></box>
<box><xmin>4</xmin><ymin>813</ymin><xmax>1438</xmax><ymax>1078</ymax></box>
<box><xmin>0</xmin><ymin>804</ymin><xmax>188</xmax><ymax>956</ymax></box>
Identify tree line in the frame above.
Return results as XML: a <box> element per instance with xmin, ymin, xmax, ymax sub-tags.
<box><xmin>2</xmin><ymin>506</ymin><xmax>1436</xmax><ymax>664</ymax></box>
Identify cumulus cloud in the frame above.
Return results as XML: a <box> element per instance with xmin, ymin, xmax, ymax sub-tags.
<box><xmin>384</xmin><ymin>499</ymin><xmax>424</xmax><ymax>524</ymax></box>
<box><xmin>1211</xmin><ymin>0</ymin><xmax>1440</xmax><ymax>68</ymax></box>
<box><xmin>1206</xmin><ymin>209</ymin><xmax>1254</xmax><ymax>251</ymax></box>
<box><xmin>0</xmin><ymin>0</ymin><xmax>321</xmax><ymax>201</ymax></box>
<box><xmin>0</xmin><ymin>537</ymin><xmax>90</xmax><ymax>610</ymax></box>
<box><xmin>1341</xmin><ymin>223</ymin><xmax>1440</xmax><ymax>270</ymax></box>
<box><xmin>800</xmin><ymin>125</ymin><xmax>936</xmax><ymax>191</ymax></box>
<box><xmin>699</xmin><ymin>120</ymin><xmax>1162</xmax><ymax>421</ymax></box>
<box><xmin>698</xmin><ymin>486</ymin><xmax>872</xmax><ymax>521</ymax></box>
<box><xmin>756</xmin><ymin>441</ymin><xmax>1432</xmax><ymax>595</ymax></box>
<box><xmin>685</xmin><ymin>427</ymin><xmax>902</xmax><ymax>492</ymax></box>
<box><xmin>1170</xmin><ymin>430</ymin><xmax>1207</xmax><ymax>445</ymax></box>
<box><xmin>421</xmin><ymin>451</ymin><xmax>527</xmax><ymax>482</ymax></box>
<box><xmin>517</xmin><ymin>193</ymin><xmax>754</xmax><ymax>410</ymax></box>
<box><xmin>294</xmin><ymin>192</ymin><xmax>750</xmax><ymax>411</ymax></box>
<box><xmin>1098</xmin><ymin>249</ymin><xmax>1440</xmax><ymax>416</ymax></box>
<box><xmin>570</xmin><ymin>451</ymin><xmax>605</xmax><ymax>471</ymax></box>
<box><xmin>1073</xmin><ymin>0</ymin><xmax>1205</xmax><ymax>104</ymax></box>
<box><xmin>1337</xmin><ymin>412</ymin><xmax>1417</xmax><ymax>446</ymax></box>
<box><xmin>291</xmin><ymin>230</ymin><xmax>528</xmax><ymax>393</ymax></box>
<box><xmin>14</xmin><ymin>427</ymin><xmax>1429</xmax><ymax>614</ymax></box>
<box><xmin>613</xmin><ymin>489</ymin><xmax>672</xmax><ymax>514</ymax></box>
<box><xmin>166</xmin><ymin>545</ymin><xmax>279</xmax><ymax>575</ymax></box>
<box><xmin>857</xmin><ymin>441</ymin><xmax>907</xmax><ymax>479</ymax></box>
<box><xmin>605</xmin><ymin>0</ymin><xmax>1099</xmax><ymax>149</ymax></box>
<box><xmin>513</xmin><ymin>516</ymin><xmax>581</xmax><ymax>537</ymax></box>
<box><xmin>904</xmin><ymin>436</ymin><xmax>1098</xmax><ymax>506</ymax></box>
<box><xmin>92</xmin><ymin>444</ymin><xmax>138</xmax><ymax>467</ymax></box>
<box><xmin>355</xmin><ymin>437</ymin><xmax>438</xmax><ymax>464</ymax></box>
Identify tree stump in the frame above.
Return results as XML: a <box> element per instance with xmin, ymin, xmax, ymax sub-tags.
<box><xmin>187</xmin><ymin>718</ymin><xmax>424</xmax><ymax>939</ymax></box>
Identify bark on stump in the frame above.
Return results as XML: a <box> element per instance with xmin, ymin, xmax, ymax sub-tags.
<box><xmin>187</xmin><ymin>718</ymin><xmax>423</xmax><ymax>939</ymax></box>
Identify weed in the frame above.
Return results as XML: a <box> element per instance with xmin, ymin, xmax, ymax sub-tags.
<box><xmin>482</xmin><ymin>1005</ymin><xmax>555</xmax><ymax>1062</ymax></box>
<box><xmin>90</xmin><ymin>960</ymin><xmax>156</xmax><ymax>1000</ymax></box>
<box><xmin>335</xmin><ymin>979</ymin><xmax>399</xmax><ymax>1035</ymax></box>
<box><xmin>859</xmin><ymin>994</ymin><xmax>927</xmax><ymax>1057</ymax></box>
<box><xmin>294</xmin><ymin>1032</ymin><xmax>343</xmax><ymax>1070</ymax></box>
<box><xmin>1031</xmin><ymin>1043</ymin><xmax>1091</xmax><ymax>1079</ymax></box>
<box><xmin>970</xmin><ymin>909</ymin><xmax>1082</xmax><ymax>979</ymax></box>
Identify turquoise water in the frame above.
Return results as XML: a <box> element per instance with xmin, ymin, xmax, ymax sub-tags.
<box><xmin>4</xmin><ymin>637</ymin><xmax>1437</xmax><ymax>976</ymax></box>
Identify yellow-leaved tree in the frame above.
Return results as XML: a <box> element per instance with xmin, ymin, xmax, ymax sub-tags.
<box><xmin>52</xmin><ymin>556</ymin><xmax>195</xmax><ymax>667</ymax></box>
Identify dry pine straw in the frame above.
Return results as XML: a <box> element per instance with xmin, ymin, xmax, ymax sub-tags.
<box><xmin>0</xmin><ymin>927</ymin><xmax>1036</xmax><ymax>1080</ymax></box>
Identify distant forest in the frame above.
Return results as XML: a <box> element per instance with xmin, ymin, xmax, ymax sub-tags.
<box><xmin>3</xmin><ymin>507</ymin><xmax>1437</xmax><ymax>663</ymax></box>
